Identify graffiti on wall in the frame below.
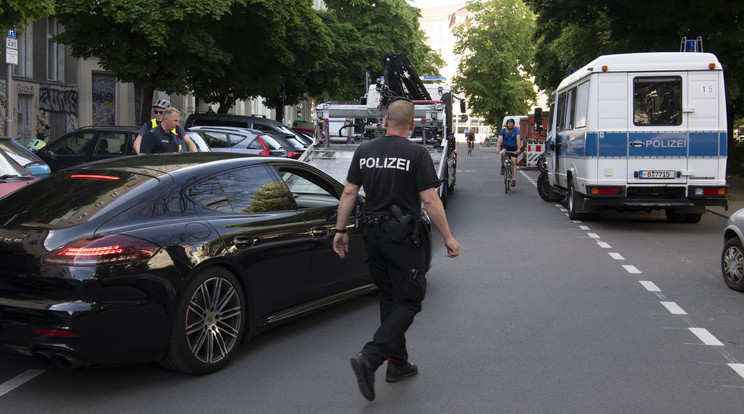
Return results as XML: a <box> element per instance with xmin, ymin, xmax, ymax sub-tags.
<box><xmin>0</xmin><ymin>80</ymin><xmax>5</xmax><ymax>136</ymax></box>
<box><xmin>39</xmin><ymin>86</ymin><xmax>79</xmax><ymax>116</ymax></box>
<box><xmin>92</xmin><ymin>74</ymin><xmax>116</xmax><ymax>126</ymax></box>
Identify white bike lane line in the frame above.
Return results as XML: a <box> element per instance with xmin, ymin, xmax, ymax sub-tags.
<box><xmin>523</xmin><ymin>171</ymin><xmax>744</xmax><ymax>382</ymax></box>
<box><xmin>0</xmin><ymin>370</ymin><xmax>45</xmax><ymax>398</ymax></box>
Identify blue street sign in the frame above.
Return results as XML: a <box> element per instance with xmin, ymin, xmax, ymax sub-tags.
<box><xmin>7</xmin><ymin>29</ymin><xmax>16</xmax><ymax>39</ymax></box>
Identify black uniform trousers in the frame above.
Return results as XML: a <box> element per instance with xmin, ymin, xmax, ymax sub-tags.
<box><xmin>361</xmin><ymin>224</ymin><xmax>427</xmax><ymax>369</ymax></box>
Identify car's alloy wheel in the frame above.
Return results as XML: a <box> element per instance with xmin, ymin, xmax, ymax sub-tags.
<box><xmin>161</xmin><ymin>267</ymin><xmax>245</xmax><ymax>374</ymax></box>
<box><xmin>722</xmin><ymin>238</ymin><xmax>744</xmax><ymax>292</ymax></box>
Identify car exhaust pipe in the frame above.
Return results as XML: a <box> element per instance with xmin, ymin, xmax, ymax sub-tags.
<box><xmin>50</xmin><ymin>351</ymin><xmax>88</xmax><ymax>371</ymax></box>
<box><xmin>32</xmin><ymin>350</ymin><xmax>54</xmax><ymax>368</ymax></box>
<box><xmin>32</xmin><ymin>349</ymin><xmax>89</xmax><ymax>371</ymax></box>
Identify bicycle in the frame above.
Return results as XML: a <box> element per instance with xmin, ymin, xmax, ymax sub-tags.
<box><xmin>467</xmin><ymin>139</ymin><xmax>474</xmax><ymax>155</ymax></box>
<box><xmin>503</xmin><ymin>150</ymin><xmax>518</xmax><ymax>194</ymax></box>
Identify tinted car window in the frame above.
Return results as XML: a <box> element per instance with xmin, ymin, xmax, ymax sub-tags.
<box><xmin>260</xmin><ymin>135</ymin><xmax>283</xmax><ymax>150</ymax></box>
<box><xmin>46</xmin><ymin>132</ymin><xmax>96</xmax><ymax>156</ymax></box>
<box><xmin>97</xmin><ymin>133</ymin><xmax>129</xmax><ymax>155</ymax></box>
<box><xmin>0</xmin><ymin>171</ymin><xmax>157</xmax><ymax>229</ymax></box>
<box><xmin>189</xmin><ymin>165</ymin><xmax>294</xmax><ymax>214</ymax></box>
<box><xmin>198</xmin><ymin>131</ymin><xmax>231</xmax><ymax>148</ymax></box>
<box><xmin>277</xmin><ymin>168</ymin><xmax>339</xmax><ymax>209</ymax></box>
<box><xmin>633</xmin><ymin>76</ymin><xmax>683</xmax><ymax>126</ymax></box>
<box><xmin>246</xmin><ymin>138</ymin><xmax>264</xmax><ymax>150</ymax></box>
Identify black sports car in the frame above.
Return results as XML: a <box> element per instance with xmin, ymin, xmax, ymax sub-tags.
<box><xmin>0</xmin><ymin>153</ymin><xmax>375</xmax><ymax>374</ymax></box>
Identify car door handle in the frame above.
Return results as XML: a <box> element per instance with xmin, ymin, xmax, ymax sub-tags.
<box><xmin>310</xmin><ymin>227</ymin><xmax>332</xmax><ymax>238</ymax></box>
<box><xmin>233</xmin><ymin>236</ymin><xmax>257</xmax><ymax>249</ymax></box>
<box><xmin>629</xmin><ymin>141</ymin><xmax>645</xmax><ymax>147</ymax></box>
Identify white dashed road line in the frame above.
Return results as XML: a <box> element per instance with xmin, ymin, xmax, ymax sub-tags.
<box><xmin>532</xmin><ymin>173</ymin><xmax>744</xmax><ymax>384</ymax></box>
<box><xmin>689</xmin><ymin>328</ymin><xmax>725</xmax><ymax>346</ymax></box>
<box><xmin>0</xmin><ymin>370</ymin><xmax>45</xmax><ymax>398</ymax></box>
<box><xmin>661</xmin><ymin>301</ymin><xmax>687</xmax><ymax>315</ymax></box>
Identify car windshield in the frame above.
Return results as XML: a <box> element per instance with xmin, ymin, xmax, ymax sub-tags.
<box><xmin>0</xmin><ymin>170</ymin><xmax>158</xmax><ymax>229</ymax></box>
<box><xmin>0</xmin><ymin>148</ymin><xmax>28</xmax><ymax>178</ymax></box>
<box><xmin>0</xmin><ymin>140</ymin><xmax>45</xmax><ymax>167</ymax></box>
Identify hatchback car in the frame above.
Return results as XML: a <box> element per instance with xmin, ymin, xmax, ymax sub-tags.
<box><xmin>0</xmin><ymin>139</ymin><xmax>51</xmax><ymax>178</ymax></box>
<box><xmin>36</xmin><ymin>126</ymin><xmax>210</xmax><ymax>172</ymax></box>
<box><xmin>722</xmin><ymin>208</ymin><xmax>744</xmax><ymax>291</ymax></box>
<box><xmin>185</xmin><ymin>113</ymin><xmax>312</xmax><ymax>147</ymax></box>
<box><xmin>0</xmin><ymin>146</ymin><xmax>37</xmax><ymax>197</ymax></box>
<box><xmin>188</xmin><ymin>126</ymin><xmax>306</xmax><ymax>158</ymax></box>
<box><xmin>0</xmin><ymin>153</ymin><xmax>380</xmax><ymax>374</ymax></box>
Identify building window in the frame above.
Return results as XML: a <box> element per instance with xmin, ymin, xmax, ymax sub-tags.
<box><xmin>13</xmin><ymin>30</ymin><xmax>32</xmax><ymax>79</ymax></box>
<box><xmin>92</xmin><ymin>73</ymin><xmax>117</xmax><ymax>125</ymax></box>
<box><xmin>47</xmin><ymin>17</ymin><xmax>64</xmax><ymax>82</ymax></box>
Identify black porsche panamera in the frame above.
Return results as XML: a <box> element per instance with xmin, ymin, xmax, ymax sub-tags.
<box><xmin>0</xmin><ymin>153</ymin><xmax>379</xmax><ymax>374</ymax></box>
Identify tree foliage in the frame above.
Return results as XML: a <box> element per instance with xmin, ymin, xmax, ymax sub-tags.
<box><xmin>526</xmin><ymin>0</ymin><xmax>744</xmax><ymax>139</ymax></box>
<box><xmin>323</xmin><ymin>0</ymin><xmax>444</xmax><ymax>81</ymax></box>
<box><xmin>55</xmin><ymin>0</ymin><xmax>236</xmax><ymax>122</ymax></box>
<box><xmin>453</xmin><ymin>0</ymin><xmax>537</xmax><ymax>126</ymax></box>
<box><xmin>189</xmin><ymin>0</ymin><xmax>331</xmax><ymax>116</ymax></box>
<box><xmin>0</xmin><ymin>0</ymin><xmax>54</xmax><ymax>33</ymax></box>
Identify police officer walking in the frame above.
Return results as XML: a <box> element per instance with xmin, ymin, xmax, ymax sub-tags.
<box><xmin>333</xmin><ymin>99</ymin><xmax>460</xmax><ymax>402</ymax></box>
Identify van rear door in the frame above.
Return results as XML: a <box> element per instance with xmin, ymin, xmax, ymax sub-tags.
<box><xmin>686</xmin><ymin>70</ymin><xmax>725</xmax><ymax>182</ymax></box>
<box><xmin>626</xmin><ymin>73</ymin><xmax>688</xmax><ymax>185</ymax></box>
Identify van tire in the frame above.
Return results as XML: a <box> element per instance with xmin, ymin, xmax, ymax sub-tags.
<box><xmin>537</xmin><ymin>172</ymin><xmax>564</xmax><ymax>202</ymax></box>
<box><xmin>665</xmin><ymin>208</ymin><xmax>686</xmax><ymax>223</ymax></box>
<box><xmin>567</xmin><ymin>182</ymin><xmax>585</xmax><ymax>221</ymax></box>
<box><xmin>684</xmin><ymin>213</ymin><xmax>702</xmax><ymax>223</ymax></box>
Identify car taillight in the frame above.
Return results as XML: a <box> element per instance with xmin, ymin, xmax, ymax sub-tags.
<box><xmin>287</xmin><ymin>151</ymin><xmax>300</xmax><ymax>159</ymax></box>
<box><xmin>259</xmin><ymin>150</ymin><xmax>272</xmax><ymax>156</ymax></box>
<box><xmin>43</xmin><ymin>235</ymin><xmax>160</xmax><ymax>266</ymax></box>
<box><xmin>590</xmin><ymin>186</ymin><xmax>622</xmax><ymax>195</ymax></box>
<box><xmin>695</xmin><ymin>187</ymin><xmax>727</xmax><ymax>196</ymax></box>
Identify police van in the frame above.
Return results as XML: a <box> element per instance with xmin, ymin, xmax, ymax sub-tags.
<box><xmin>538</xmin><ymin>52</ymin><xmax>728</xmax><ymax>223</ymax></box>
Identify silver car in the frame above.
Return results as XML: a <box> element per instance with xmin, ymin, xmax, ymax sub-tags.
<box><xmin>722</xmin><ymin>208</ymin><xmax>744</xmax><ymax>291</ymax></box>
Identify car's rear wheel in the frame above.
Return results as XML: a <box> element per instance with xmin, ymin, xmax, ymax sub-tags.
<box><xmin>160</xmin><ymin>266</ymin><xmax>245</xmax><ymax>374</ymax></box>
<box><xmin>722</xmin><ymin>237</ymin><xmax>744</xmax><ymax>292</ymax></box>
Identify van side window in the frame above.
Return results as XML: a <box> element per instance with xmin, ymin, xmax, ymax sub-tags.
<box><xmin>633</xmin><ymin>76</ymin><xmax>682</xmax><ymax>126</ymax></box>
<box><xmin>575</xmin><ymin>82</ymin><xmax>590</xmax><ymax>129</ymax></box>
<box><xmin>556</xmin><ymin>88</ymin><xmax>577</xmax><ymax>131</ymax></box>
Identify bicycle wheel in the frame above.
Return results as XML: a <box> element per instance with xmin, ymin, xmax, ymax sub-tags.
<box><xmin>504</xmin><ymin>162</ymin><xmax>511</xmax><ymax>193</ymax></box>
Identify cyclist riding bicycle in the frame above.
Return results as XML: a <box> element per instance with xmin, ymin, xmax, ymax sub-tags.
<box><xmin>497</xmin><ymin>118</ymin><xmax>522</xmax><ymax>187</ymax></box>
<box><xmin>466</xmin><ymin>130</ymin><xmax>475</xmax><ymax>155</ymax></box>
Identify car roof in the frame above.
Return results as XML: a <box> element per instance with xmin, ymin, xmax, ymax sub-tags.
<box><xmin>187</xmin><ymin>126</ymin><xmax>264</xmax><ymax>135</ymax></box>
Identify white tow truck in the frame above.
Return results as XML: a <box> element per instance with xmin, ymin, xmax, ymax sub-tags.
<box><xmin>299</xmin><ymin>53</ymin><xmax>459</xmax><ymax>207</ymax></box>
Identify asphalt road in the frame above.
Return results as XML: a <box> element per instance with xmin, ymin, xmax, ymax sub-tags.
<box><xmin>2</xmin><ymin>144</ymin><xmax>744</xmax><ymax>413</ymax></box>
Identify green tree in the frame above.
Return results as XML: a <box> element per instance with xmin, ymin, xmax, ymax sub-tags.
<box><xmin>526</xmin><ymin>0</ymin><xmax>744</xmax><ymax>142</ymax></box>
<box><xmin>453</xmin><ymin>0</ymin><xmax>537</xmax><ymax>126</ymax></box>
<box><xmin>323</xmin><ymin>0</ymin><xmax>444</xmax><ymax>79</ymax></box>
<box><xmin>0</xmin><ymin>0</ymin><xmax>54</xmax><ymax>33</ymax></box>
<box><xmin>55</xmin><ymin>0</ymin><xmax>237</xmax><ymax>123</ymax></box>
<box><xmin>189</xmin><ymin>0</ymin><xmax>332</xmax><ymax>119</ymax></box>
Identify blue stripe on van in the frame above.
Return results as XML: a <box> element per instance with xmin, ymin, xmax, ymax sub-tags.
<box><xmin>598</xmin><ymin>132</ymin><xmax>627</xmax><ymax>158</ymax></box>
<box><xmin>688</xmin><ymin>132</ymin><xmax>719</xmax><ymax>157</ymax></box>
<box><xmin>559</xmin><ymin>131</ymin><xmax>725</xmax><ymax>158</ymax></box>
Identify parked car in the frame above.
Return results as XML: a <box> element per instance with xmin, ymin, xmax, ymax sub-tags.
<box><xmin>722</xmin><ymin>208</ymin><xmax>744</xmax><ymax>291</ymax></box>
<box><xmin>0</xmin><ymin>153</ymin><xmax>381</xmax><ymax>374</ymax></box>
<box><xmin>0</xmin><ymin>146</ymin><xmax>37</xmax><ymax>197</ymax></box>
<box><xmin>187</xmin><ymin>126</ymin><xmax>305</xmax><ymax>158</ymax></box>
<box><xmin>0</xmin><ymin>138</ymin><xmax>51</xmax><ymax>178</ymax></box>
<box><xmin>185</xmin><ymin>113</ymin><xmax>312</xmax><ymax>146</ymax></box>
<box><xmin>36</xmin><ymin>126</ymin><xmax>210</xmax><ymax>172</ymax></box>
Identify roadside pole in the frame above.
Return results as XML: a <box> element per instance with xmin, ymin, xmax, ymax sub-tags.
<box><xmin>3</xmin><ymin>28</ymin><xmax>17</xmax><ymax>139</ymax></box>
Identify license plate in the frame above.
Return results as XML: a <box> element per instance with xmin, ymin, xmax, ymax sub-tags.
<box><xmin>639</xmin><ymin>170</ymin><xmax>676</xmax><ymax>179</ymax></box>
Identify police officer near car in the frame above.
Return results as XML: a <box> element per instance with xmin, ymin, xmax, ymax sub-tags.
<box><xmin>134</xmin><ymin>99</ymin><xmax>197</xmax><ymax>154</ymax></box>
<box><xmin>138</xmin><ymin>107</ymin><xmax>189</xmax><ymax>154</ymax></box>
<box><xmin>333</xmin><ymin>99</ymin><xmax>460</xmax><ymax>402</ymax></box>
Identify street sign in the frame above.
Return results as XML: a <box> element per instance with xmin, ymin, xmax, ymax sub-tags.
<box><xmin>6</xmin><ymin>48</ymin><xmax>18</xmax><ymax>65</ymax></box>
<box><xmin>6</xmin><ymin>38</ymin><xmax>17</xmax><ymax>49</ymax></box>
<box><xmin>7</xmin><ymin>29</ymin><xmax>16</xmax><ymax>39</ymax></box>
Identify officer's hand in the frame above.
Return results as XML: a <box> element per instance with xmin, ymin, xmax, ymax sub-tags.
<box><xmin>444</xmin><ymin>236</ymin><xmax>460</xmax><ymax>258</ymax></box>
<box><xmin>333</xmin><ymin>233</ymin><xmax>349</xmax><ymax>259</ymax></box>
